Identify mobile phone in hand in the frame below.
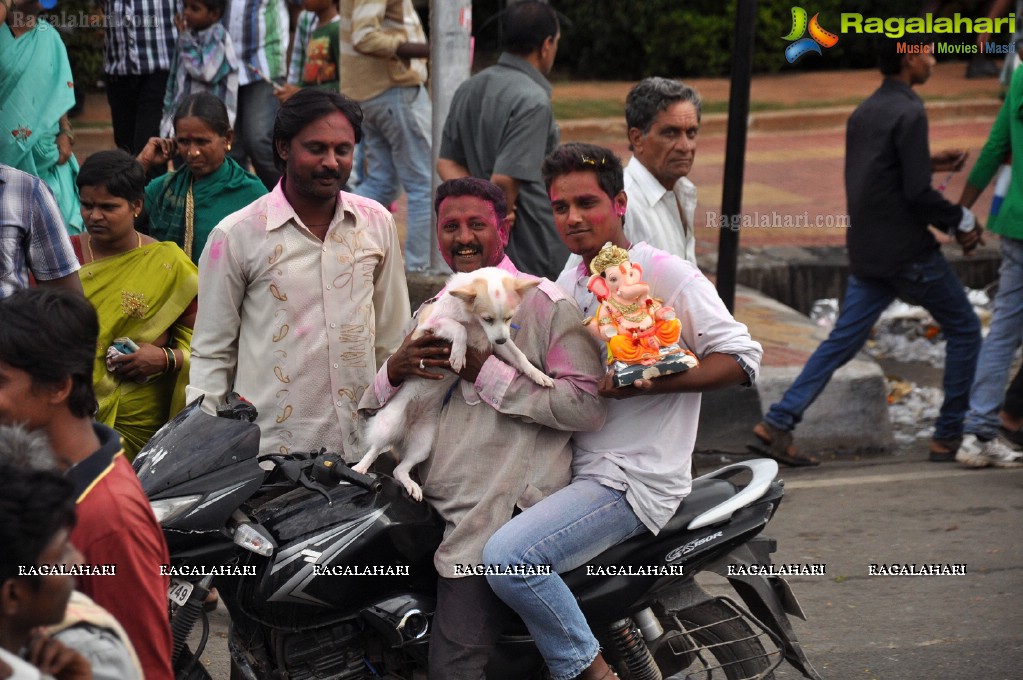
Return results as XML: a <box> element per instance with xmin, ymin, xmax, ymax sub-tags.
<box><xmin>112</xmin><ymin>337</ymin><xmax>140</xmax><ymax>354</ymax></box>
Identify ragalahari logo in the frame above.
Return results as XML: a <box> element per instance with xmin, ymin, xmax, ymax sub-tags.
<box><xmin>784</xmin><ymin>7</ymin><xmax>839</xmax><ymax>63</ymax></box>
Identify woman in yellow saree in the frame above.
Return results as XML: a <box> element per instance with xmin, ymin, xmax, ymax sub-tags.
<box><xmin>72</xmin><ymin>151</ymin><xmax>198</xmax><ymax>459</ymax></box>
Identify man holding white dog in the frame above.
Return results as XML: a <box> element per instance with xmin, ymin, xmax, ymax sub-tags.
<box><xmin>358</xmin><ymin>177</ymin><xmax>606</xmax><ymax>678</ymax></box>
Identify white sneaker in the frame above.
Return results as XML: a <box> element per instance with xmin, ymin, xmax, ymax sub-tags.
<box><xmin>956</xmin><ymin>434</ymin><xmax>1023</xmax><ymax>468</ymax></box>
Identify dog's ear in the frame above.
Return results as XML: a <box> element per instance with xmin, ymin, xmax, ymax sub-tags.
<box><xmin>450</xmin><ymin>279</ymin><xmax>486</xmax><ymax>304</ymax></box>
<box><xmin>506</xmin><ymin>278</ymin><xmax>540</xmax><ymax>296</ymax></box>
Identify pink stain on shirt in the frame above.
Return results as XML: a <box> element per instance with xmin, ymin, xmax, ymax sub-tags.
<box><xmin>546</xmin><ymin>343</ymin><xmax>569</xmax><ymax>368</ymax></box>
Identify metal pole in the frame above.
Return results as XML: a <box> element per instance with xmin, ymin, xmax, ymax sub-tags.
<box><xmin>715</xmin><ymin>0</ymin><xmax>758</xmax><ymax>312</ymax></box>
<box><xmin>429</xmin><ymin>0</ymin><xmax>473</xmax><ymax>273</ymax></box>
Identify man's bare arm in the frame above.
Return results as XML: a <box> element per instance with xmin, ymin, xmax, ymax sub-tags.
<box><xmin>437</xmin><ymin>158</ymin><xmax>470</xmax><ymax>180</ymax></box>
<box><xmin>396</xmin><ymin>42</ymin><xmax>430</xmax><ymax>59</ymax></box>
<box><xmin>490</xmin><ymin>174</ymin><xmax>521</xmax><ymax>227</ymax></box>
<box><xmin>36</xmin><ymin>272</ymin><xmax>84</xmax><ymax>295</ymax></box>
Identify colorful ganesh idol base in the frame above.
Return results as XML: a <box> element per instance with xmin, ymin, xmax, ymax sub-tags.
<box><xmin>610</xmin><ymin>346</ymin><xmax>699</xmax><ymax>387</ymax></box>
<box><xmin>586</xmin><ymin>242</ymin><xmax>700</xmax><ymax>387</ymax></box>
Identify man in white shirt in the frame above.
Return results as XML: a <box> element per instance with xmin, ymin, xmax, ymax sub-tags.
<box><xmin>623</xmin><ymin>77</ymin><xmax>703</xmax><ymax>265</ymax></box>
<box><xmin>187</xmin><ymin>89</ymin><xmax>410</xmax><ymax>458</ymax></box>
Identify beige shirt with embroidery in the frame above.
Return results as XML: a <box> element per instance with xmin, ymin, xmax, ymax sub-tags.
<box><xmin>186</xmin><ymin>184</ymin><xmax>410</xmax><ymax>458</ymax></box>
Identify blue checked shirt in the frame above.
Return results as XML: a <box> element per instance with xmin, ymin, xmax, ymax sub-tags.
<box><xmin>102</xmin><ymin>0</ymin><xmax>177</xmax><ymax>75</ymax></box>
<box><xmin>0</xmin><ymin>164</ymin><xmax>80</xmax><ymax>298</ymax></box>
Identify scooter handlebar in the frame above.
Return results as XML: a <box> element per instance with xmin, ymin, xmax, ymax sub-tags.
<box><xmin>332</xmin><ymin>463</ymin><xmax>384</xmax><ymax>493</ymax></box>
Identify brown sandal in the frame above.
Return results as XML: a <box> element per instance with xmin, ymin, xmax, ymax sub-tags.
<box><xmin>749</xmin><ymin>422</ymin><xmax>820</xmax><ymax>467</ymax></box>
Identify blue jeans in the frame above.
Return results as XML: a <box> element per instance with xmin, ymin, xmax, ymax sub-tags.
<box><xmin>482</xmin><ymin>480</ymin><xmax>646</xmax><ymax>680</ymax></box>
<box><xmin>230</xmin><ymin>81</ymin><xmax>281</xmax><ymax>190</ymax></box>
<box><xmin>353</xmin><ymin>85</ymin><xmax>433</xmax><ymax>271</ymax></box>
<box><xmin>765</xmin><ymin>250</ymin><xmax>981</xmax><ymax>441</ymax></box>
<box><xmin>965</xmin><ymin>236</ymin><xmax>1023</xmax><ymax>439</ymax></box>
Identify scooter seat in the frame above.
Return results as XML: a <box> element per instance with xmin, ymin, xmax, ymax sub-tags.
<box><xmin>660</xmin><ymin>477</ymin><xmax>737</xmax><ymax>534</ymax></box>
<box><xmin>565</xmin><ymin>478</ymin><xmax>737</xmax><ymax>584</ymax></box>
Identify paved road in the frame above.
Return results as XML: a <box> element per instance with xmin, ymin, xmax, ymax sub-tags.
<box><xmin>760</xmin><ymin>457</ymin><xmax>1023</xmax><ymax>679</ymax></box>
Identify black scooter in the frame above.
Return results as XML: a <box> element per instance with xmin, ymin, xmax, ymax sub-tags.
<box><xmin>135</xmin><ymin>397</ymin><xmax>822</xmax><ymax>680</ymax></box>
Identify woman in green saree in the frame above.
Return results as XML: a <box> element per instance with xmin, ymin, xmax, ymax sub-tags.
<box><xmin>0</xmin><ymin>0</ymin><xmax>83</xmax><ymax>233</ymax></box>
<box><xmin>137</xmin><ymin>92</ymin><xmax>266</xmax><ymax>263</ymax></box>
<box><xmin>72</xmin><ymin>151</ymin><xmax>199</xmax><ymax>459</ymax></box>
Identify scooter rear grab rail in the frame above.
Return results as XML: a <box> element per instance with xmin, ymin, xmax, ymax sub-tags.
<box><xmin>687</xmin><ymin>458</ymin><xmax>778</xmax><ymax>530</ymax></box>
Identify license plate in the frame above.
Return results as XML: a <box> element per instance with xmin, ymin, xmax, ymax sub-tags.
<box><xmin>168</xmin><ymin>578</ymin><xmax>194</xmax><ymax>607</ymax></box>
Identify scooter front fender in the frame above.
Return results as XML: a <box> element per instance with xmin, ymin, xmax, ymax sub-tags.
<box><xmin>711</xmin><ymin>540</ymin><xmax>824</xmax><ymax>680</ymax></box>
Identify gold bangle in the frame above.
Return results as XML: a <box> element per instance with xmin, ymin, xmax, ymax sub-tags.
<box><xmin>161</xmin><ymin>348</ymin><xmax>170</xmax><ymax>374</ymax></box>
<box><xmin>167</xmin><ymin>347</ymin><xmax>177</xmax><ymax>373</ymax></box>
<box><xmin>59</xmin><ymin>127</ymin><xmax>75</xmax><ymax>143</ymax></box>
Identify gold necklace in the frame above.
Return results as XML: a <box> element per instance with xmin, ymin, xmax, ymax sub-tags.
<box><xmin>606</xmin><ymin>297</ymin><xmax>641</xmax><ymax>315</ymax></box>
<box><xmin>87</xmin><ymin>231</ymin><xmax>142</xmax><ymax>262</ymax></box>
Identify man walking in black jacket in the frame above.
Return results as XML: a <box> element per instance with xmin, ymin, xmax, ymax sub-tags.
<box><xmin>752</xmin><ymin>37</ymin><xmax>984</xmax><ymax>465</ymax></box>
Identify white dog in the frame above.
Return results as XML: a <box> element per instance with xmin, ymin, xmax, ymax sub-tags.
<box><xmin>354</xmin><ymin>267</ymin><xmax>554</xmax><ymax>500</ymax></box>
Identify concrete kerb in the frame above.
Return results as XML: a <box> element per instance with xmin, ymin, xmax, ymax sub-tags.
<box><xmin>731</xmin><ymin>286</ymin><xmax>893</xmax><ymax>458</ymax></box>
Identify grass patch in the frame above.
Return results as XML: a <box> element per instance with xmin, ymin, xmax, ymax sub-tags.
<box><xmin>552</xmin><ymin>90</ymin><xmax>999</xmax><ymax>120</ymax></box>
<box><xmin>552</xmin><ymin>98</ymin><xmax>626</xmax><ymax>120</ymax></box>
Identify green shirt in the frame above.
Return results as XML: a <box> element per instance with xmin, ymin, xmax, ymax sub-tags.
<box><xmin>967</xmin><ymin>65</ymin><xmax>1023</xmax><ymax>239</ymax></box>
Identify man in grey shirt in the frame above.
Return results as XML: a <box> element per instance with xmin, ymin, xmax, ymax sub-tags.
<box><xmin>438</xmin><ymin>1</ymin><xmax>567</xmax><ymax>279</ymax></box>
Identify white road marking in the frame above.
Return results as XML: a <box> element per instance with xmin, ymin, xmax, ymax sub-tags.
<box><xmin>783</xmin><ymin>467</ymin><xmax>1023</xmax><ymax>489</ymax></box>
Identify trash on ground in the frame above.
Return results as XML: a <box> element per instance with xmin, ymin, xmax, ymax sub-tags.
<box><xmin>885</xmin><ymin>376</ymin><xmax>943</xmax><ymax>448</ymax></box>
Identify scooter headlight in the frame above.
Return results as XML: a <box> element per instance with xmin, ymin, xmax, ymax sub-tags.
<box><xmin>150</xmin><ymin>495</ymin><xmax>203</xmax><ymax>524</ymax></box>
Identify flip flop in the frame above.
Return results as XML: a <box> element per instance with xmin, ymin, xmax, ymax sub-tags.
<box><xmin>746</xmin><ymin>442</ymin><xmax>821</xmax><ymax>467</ymax></box>
<box><xmin>749</xmin><ymin>422</ymin><xmax>821</xmax><ymax>467</ymax></box>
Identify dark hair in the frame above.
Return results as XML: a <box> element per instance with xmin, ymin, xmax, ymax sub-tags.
<box><xmin>0</xmin><ymin>288</ymin><xmax>99</xmax><ymax>420</ymax></box>
<box><xmin>173</xmin><ymin>91</ymin><xmax>231</xmax><ymax>137</ymax></box>
<box><xmin>272</xmin><ymin>89</ymin><xmax>363</xmax><ymax>172</ymax></box>
<box><xmin>0</xmin><ymin>463</ymin><xmax>76</xmax><ymax>586</ymax></box>
<box><xmin>194</xmin><ymin>0</ymin><xmax>226</xmax><ymax>15</ymax></box>
<box><xmin>76</xmin><ymin>149</ymin><xmax>146</xmax><ymax>203</ymax></box>
<box><xmin>625</xmin><ymin>77</ymin><xmax>702</xmax><ymax>148</ymax></box>
<box><xmin>542</xmin><ymin>142</ymin><xmax>624</xmax><ymax>200</ymax></box>
<box><xmin>500</xmin><ymin>0</ymin><xmax>559</xmax><ymax>56</ymax></box>
<box><xmin>878</xmin><ymin>35</ymin><xmax>932</xmax><ymax>75</ymax></box>
<box><xmin>434</xmin><ymin>178</ymin><xmax>508</xmax><ymax>222</ymax></box>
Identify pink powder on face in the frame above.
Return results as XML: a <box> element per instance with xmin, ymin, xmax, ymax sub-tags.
<box><xmin>436</xmin><ymin>193</ymin><xmax>508</xmax><ymax>267</ymax></box>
